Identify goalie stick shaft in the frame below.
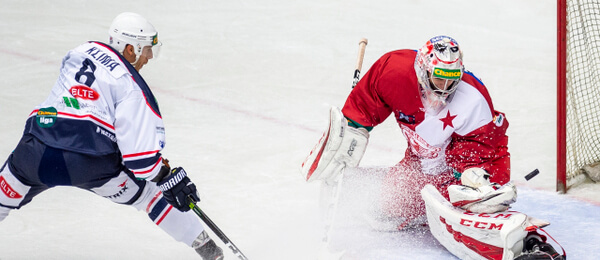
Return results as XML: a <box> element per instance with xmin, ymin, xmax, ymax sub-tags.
<box><xmin>317</xmin><ymin>38</ymin><xmax>371</xmax><ymax>259</ymax></box>
<box><xmin>188</xmin><ymin>198</ymin><xmax>249</xmax><ymax>260</ymax></box>
<box><xmin>318</xmin><ymin>174</ymin><xmax>346</xmax><ymax>259</ymax></box>
<box><xmin>319</xmin><ymin>38</ymin><xmax>369</xmax><ymax>258</ymax></box>
<box><xmin>352</xmin><ymin>38</ymin><xmax>368</xmax><ymax>88</ymax></box>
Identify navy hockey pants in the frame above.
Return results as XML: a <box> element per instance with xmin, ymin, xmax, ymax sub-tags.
<box><xmin>0</xmin><ymin>134</ymin><xmax>145</xmax><ymax>209</ymax></box>
<box><xmin>0</xmin><ymin>134</ymin><xmax>205</xmax><ymax>245</ymax></box>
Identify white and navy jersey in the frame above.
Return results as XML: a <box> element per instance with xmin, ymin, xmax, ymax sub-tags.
<box><xmin>24</xmin><ymin>41</ymin><xmax>166</xmax><ymax>180</ymax></box>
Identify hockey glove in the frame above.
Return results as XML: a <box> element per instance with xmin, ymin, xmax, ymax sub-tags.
<box><xmin>157</xmin><ymin>167</ymin><xmax>200</xmax><ymax>212</ymax></box>
<box><xmin>447</xmin><ymin>168</ymin><xmax>517</xmax><ymax>213</ymax></box>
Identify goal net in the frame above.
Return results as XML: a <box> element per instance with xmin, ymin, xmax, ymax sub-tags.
<box><xmin>558</xmin><ymin>0</ymin><xmax>600</xmax><ymax>192</ymax></box>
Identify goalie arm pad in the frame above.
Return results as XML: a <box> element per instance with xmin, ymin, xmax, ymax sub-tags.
<box><xmin>448</xmin><ymin>168</ymin><xmax>517</xmax><ymax>214</ymax></box>
<box><xmin>301</xmin><ymin>107</ymin><xmax>369</xmax><ymax>182</ymax></box>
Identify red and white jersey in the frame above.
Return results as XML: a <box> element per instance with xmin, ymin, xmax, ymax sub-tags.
<box><xmin>342</xmin><ymin>50</ymin><xmax>509</xmax><ymax>184</ymax></box>
<box><xmin>24</xmin><ymin>41</ymin><xmax>165</xmax><ymax>180</ymax></box>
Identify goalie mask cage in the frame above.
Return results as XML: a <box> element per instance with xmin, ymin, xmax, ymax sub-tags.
<box><xmin>557</xmin><ymin>0</ymin><xmax>600</xmax><ymax>192</ymax></box>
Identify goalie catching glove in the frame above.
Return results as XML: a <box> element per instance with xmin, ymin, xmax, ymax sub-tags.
<box><xmin>448</xmin><ymin>167</ymin><xmax>517</xmax><ymax>213</ymax></box>
<box><xmin>301</xmin><ymin>106</ymin><xmax>369</xmax><ymax>182</ymax></box>
<box><xmin>157</xmin><ymin>167</ymin><xmax>200</xmax><ymax>212</ymax></box>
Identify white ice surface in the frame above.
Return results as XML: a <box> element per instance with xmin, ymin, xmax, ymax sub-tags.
<box><xmin>0</xmin><ymin>1</ymin><xmax>597</xmax><ymax>259</ymax></box>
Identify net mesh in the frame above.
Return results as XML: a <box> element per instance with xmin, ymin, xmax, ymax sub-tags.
<box><xmin>566</xmin><ymin>1</ymin><xmax>600</xmax><ymax>186</ymax></box>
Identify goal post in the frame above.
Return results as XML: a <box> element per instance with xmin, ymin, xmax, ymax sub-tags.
<box><xmin>557</xmin><ymin>0</ymin><xmax>567</xmax><ymax>193</ymax></box>
<box><xmin>557</xmin><ymin>0</ymin><xmax>600</xmax><ymax>192</ymax></box>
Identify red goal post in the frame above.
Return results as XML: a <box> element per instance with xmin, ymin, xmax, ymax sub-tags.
<box><xmin>557</xmin><ymin>0</ymin><xmax>566</xmax><ymax>193</ymax></box>
<box><xmin>557</xmin><ymin>0</ymin><xmax>600</xmax><ymax>192</ymax></box>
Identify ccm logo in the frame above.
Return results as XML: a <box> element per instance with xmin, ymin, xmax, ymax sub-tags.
<box><xmin>0</xmin><ymin>176</ymin><xmax>23</xmax><ymax>199</ymax></box>
<box><xmin>460</xmin><ymin>219</ymin><xmax>503</xmax><ymax>230</ymax></box>
<box><xmin>70</xmin><ymin>85</ymin><xmax>99</xmax><ymax>100</ymax></box>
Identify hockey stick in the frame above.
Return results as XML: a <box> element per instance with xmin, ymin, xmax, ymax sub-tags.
<box><xmin>318</xmin><ymin>173</ymin><xmax>346</xmax><ymax>259</ymax></box>
<box><xmin>319</xmin><ymin>38</ymin><xmax>370</xmax><ymax>259</ymax></box>
<box><xmin>187</xmin><ymin>197</ymin><xmax>249</xmax><ymax>260</ymax></box>
<box><xmin>352</xmin><ymin>38</ymin><xmax>368</xmax><ymax>88</ymax></box>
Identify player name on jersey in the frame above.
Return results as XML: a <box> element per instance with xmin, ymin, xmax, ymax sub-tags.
<box><xmin>84</xmin><ymin>46</ymin><xmax>121</xmax><ymax>71</ymax></box>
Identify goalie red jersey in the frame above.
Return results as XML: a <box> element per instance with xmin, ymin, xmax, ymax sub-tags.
<box><xmin>341</xmin><ymin>48</ymin><xmax>510</xmax><ymax>220</ymax></box>
<box><xmin>342</xmin><ymin>49</ymin><xmax>510</xmax><ymax>183</ymax></box>
<box><xmin>301</xmin><ymin>36</ymin><xmax>510</xmax><ymax>223</ymax></box>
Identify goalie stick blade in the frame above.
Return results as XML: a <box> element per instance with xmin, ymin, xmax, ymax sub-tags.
<box><xmin>526</xmin><ymin>216</ymin><xmax>550</xmax><ymax>229</ymax></box>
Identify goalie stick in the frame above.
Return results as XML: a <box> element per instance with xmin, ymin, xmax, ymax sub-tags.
<box><xmin>318</xmin><ymin>177</ymin><xmax>346</xmax><ymax>259</ymax></box>
<box><xmin>187</xmin><ymin>197</ymin><xmax>249</xmax><ymax>260</ymax></box>
<box><xmin>352</xmin><ymin>38</ymin><xmax>368</xmax><ymax>88</ymax></box>
<box><xmin>319</xmin><ymin>38</ymin><xmax>369</xmax><ymax>259</ymax></box>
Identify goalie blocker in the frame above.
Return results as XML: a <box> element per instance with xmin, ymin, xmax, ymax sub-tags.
<box><xmin>301</xmin><ymin>107</ymin><xmax>369</xmax><ymax>182</ymax></box>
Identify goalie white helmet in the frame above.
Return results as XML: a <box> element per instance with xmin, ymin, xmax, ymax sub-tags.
<box><xmin>108</xmin><ymin>12</ymin><xmax>161</xmax><ymax>58</ymax></box>
<box><xmin>414</xmin><ymin>35</ymin><xmax>463</xmax><ymax>112</ymax></box>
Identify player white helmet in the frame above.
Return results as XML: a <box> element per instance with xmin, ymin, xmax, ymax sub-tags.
<box><xmin>414</xmin><ymin>36</ymin><xmax>463</xmax><ymax>112</ymax></box>
<box><xmin>108</xmin><ymin>12</ymin><xmax>161</xmax><ymax>59</ymax></box>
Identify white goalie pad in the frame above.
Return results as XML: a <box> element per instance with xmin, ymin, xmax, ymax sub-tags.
<box><xmin>421</xmin><ymin>184</ymin><xmax>534</xmax><ymax>260</ymax></box>
<box><xmin>301</xmin><ymin>107</ymin><xmax>369</xmax><ymax>182</ymax></box>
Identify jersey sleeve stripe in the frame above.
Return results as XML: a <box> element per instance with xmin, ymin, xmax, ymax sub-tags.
<box><xmin>129</xmin><ymin>156</ymin><xmax>162</xmax><ymax>175</ymax></box>
<box><xmin>122</xmin><ymin>150</ymin><xmax>161</xmax><ymax>159</ymax></box>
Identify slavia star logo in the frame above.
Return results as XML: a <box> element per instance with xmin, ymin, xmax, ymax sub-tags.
<box><xmin>440</xmin><ymin>110</ymin><xmax>457</xmax><ymax>130</ymax></box>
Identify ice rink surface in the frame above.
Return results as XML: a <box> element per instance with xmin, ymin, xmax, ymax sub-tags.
<box><xmin>0</xmin><ymin>0</ymin><xmax>598</xmax><ymax>259</ymax></box>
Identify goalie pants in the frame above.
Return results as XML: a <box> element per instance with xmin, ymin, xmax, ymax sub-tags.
<box><xmin>0</xmin><ymin>134</ymin><xmax>203</xmax><ymax>246</ymax></box>
<box><xmin>381</xmin><ymin>155</ymin><xmax>459</xmax><ymax>222</ymax></box>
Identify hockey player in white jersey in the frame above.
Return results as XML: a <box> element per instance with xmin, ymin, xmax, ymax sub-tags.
<box><xmin>0</xmin><ymin>12</ymin><xmax>223</xmax><ymax>260</ymax></box>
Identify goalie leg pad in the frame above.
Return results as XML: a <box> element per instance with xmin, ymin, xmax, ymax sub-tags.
<box><xmin>421</xmin><ymin>184</ymin><xmax>530</xmax><ymax>260</ymax></box>
<box><xmin>301</xmin><ymin>107</ymin><xmax>369</xmax><ymax>182</ymax></box>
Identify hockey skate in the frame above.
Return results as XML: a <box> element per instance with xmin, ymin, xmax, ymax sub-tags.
<box><xmin>192</xmin><ymin>231</ymin><xmax>224</xmax><ymax>260</ymax></box>
<box><xmin>514</xmin><ymin>232</ymin><xmax>564</xmax><ymax>260</ymax></box>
